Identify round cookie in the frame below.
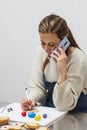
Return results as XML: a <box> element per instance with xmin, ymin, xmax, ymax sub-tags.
<box><xmin>0</xmin><ymin>116</ymin><xmax>9</xmax><ymax>125</ymax></box>
<box><xmin>9</xmin><ymin>126</ymin><xmax>22</xmax><ymax>130</ymax></box>
<box><xmin>24</xmin><ymin>124</ymin><xmax>30</xmax><ymax>130</ymax></box>
<box><xmin>24</xmin><ymin>122</ymin><xmax>40</xmax><ymax>129</ymax></box>
<box><xmin>0</xmin><ymin>125</ymin><xmax>9</xmax><ymax>130</ymax></box>
<box><xmin>36</xmin><ymin>127</ymin><xmax>49</xmax><ymax>130</ymax></box>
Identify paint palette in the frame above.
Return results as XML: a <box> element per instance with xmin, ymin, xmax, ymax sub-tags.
<box><xmin>0</xmin><ymin>103</ymin><xmax>66</xmax><ymax>126</ymax></box>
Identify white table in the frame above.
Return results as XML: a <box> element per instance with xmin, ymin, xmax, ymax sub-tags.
<box><xmin>0</xmin><ymin>101</ymin><xmax>87</xmax><ymax>130</ymax></box>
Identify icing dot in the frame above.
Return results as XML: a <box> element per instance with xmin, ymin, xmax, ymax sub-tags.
<box><xmin>21</xmin><ymin>111</ymin><xmax>26</xmax><ymax>116</ymax></box>
<box><xmin>35</xmin><ymin>114</ymin><xmax>41</xmax><ymax>121</ymax></box>
<box><xmin>28</xmin><ymin>112</ymin><xmax>36</xmax><ymax>118</ymax></box>
<box><xmin>43</xmin><ymin>113</ymin><xmax>47</xmax><ymax>118</ymax></box>
<box><xmin>4</xmin><ymin>126</ymin><xmax>7</xmax><ymax>128</ymax></box>
<box><xmin>15</xmin><ymin>123</ymin><xmax>18</xmax><ymax>125</ymax></box>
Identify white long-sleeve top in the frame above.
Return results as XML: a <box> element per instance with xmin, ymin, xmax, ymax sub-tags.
<box><xmin>28</xmin><ymin>46</ymin><xmax>87</xmax><ymax>111</ymax></box>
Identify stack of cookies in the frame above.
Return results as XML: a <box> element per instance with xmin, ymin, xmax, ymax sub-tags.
<box><xmin>0</xmin><ymin>117</ymin><xmax>49</xmax><ymax>130</ymax></box>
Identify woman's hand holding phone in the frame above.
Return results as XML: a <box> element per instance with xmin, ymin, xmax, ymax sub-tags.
<box><xmin>51</xmin><ymin>37</ymin><xmax>69</xmax><ymax>84</ymax></box>
<box><xmin>51</xmin><ymin>37</ymin><xmax>70</xmax><ymax>71</ymax></box>
<box><xmin>52</xmin><ymin>47</ymin><xmax>67</xmax><ymax>67</ymax></box>
<box><xmin>52</xmin><ymin>47</ymin><xmax>67</xmax><ymax>84</ymax></box>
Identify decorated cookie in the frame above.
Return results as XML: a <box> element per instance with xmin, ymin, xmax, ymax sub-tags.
<box><xmin>9</xmin><ymin>126</ymin><xmax>22</xmax><ymax>130</ymax></box>
<box><xmin>12</xmin><ymin>122</ymin><xmax>24</xmax><ymax>127</ymax></box>
<box><xmin>0</xmin><ymin>125</ymin><xmax>9</xmax><ymax>130</ymax></box>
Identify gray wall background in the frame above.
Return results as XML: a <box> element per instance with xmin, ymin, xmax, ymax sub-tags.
<box><xmin>0</xmin><ymin>0</ymin><xmax>87</xmax><ymax>102</ymax></box>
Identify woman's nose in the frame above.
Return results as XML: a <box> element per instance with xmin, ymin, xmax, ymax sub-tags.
<box><xmin>44</xmin><ymin>45</ymin><xmax>48</xmax><ymax>51</ymax></box>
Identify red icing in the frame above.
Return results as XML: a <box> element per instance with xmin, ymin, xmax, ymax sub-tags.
<box><xmin>21</xmin><ymin>111</ymin><xmax>26</xmax><ymax>116</ymax></box>
<box><xmin>4</xmin><ymin>126</ymin><xmax>7</xmax><ymax>128</ymax></box>
<box><xmin>15</xmin><ymin>123</ymin><xmax>18</xmax><ymax>125</ymax></box>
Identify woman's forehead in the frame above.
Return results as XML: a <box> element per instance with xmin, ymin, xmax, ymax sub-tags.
<box><xmin>39</xmin><ymin>33</ymin><xmax>60</xmax><ymax>42</ymax></box>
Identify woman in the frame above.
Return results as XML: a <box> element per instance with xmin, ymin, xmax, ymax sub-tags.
<box><xmin>21</xmin><ymin>14</ymin><xmax>87</xmax><ymax>112</ymax></box>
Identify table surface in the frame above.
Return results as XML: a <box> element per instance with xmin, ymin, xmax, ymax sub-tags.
<box><xmin>0</xmin><ymin>101</ymin><xmax>87</xmax><ymax>130</ymax></box>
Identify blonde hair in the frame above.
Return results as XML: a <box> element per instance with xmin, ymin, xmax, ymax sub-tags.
<box><xmin>38</xmin><ymin>14</ymin><xmax>80</xmax><ymax>70</ymax></box>
<box><xmin>39</xmin><ymin>14</ymin><xmax>80</xmax><ymax>48</ymax></box>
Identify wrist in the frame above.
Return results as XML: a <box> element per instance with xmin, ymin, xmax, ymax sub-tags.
<box><xmin>58</xmin><ymin>74</ymin><xmax>67</xmax><ymax>85</ymax></box>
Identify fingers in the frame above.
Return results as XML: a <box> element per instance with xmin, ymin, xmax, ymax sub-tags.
<box><xmin>51</xmin><ymin>47</ymin><xmax>66</xmax><ymax>61</ymax></box>
<box><xmin>21</xmin><ymin>98</ymin><xmax>29</xmax><ymax>111</ymax></box>
<box><xmin>52</xmin><ymin>47</ymin><xmax>65</xmax><ymax>55</ymax></box>
<box><xmin>58</xmin><ymin>47</ymin><xmax>65</xmax><ymax>55</ymax></box>
<box><xmin>51</xmin><ymin>47</ymin><xmax>67</xmax><ymax>62</ymax></box>
<box><xmin>20</xmin><ymin>98</ymin><xmax>35</xmax><ymax>111</ymax></box>
<box><xmin>21</xmin><ymin>103</ymin><xmax>29</xmax><ymax>111</ymax></box>
<box><xmin>30</xmin><ymin>101</ymin><xmax>35</xmax><ymax>107</ymax></box>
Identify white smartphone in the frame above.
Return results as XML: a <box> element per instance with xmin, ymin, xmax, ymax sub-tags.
<box><xmin>54</xmin><ymin>36</ymin><xmax>71</xmax><ymax>53</ymax></box>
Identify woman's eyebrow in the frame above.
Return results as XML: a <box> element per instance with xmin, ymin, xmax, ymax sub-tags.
<box><xmin>40</xmin><ymin>40</ymin><xmax>57</xmax><ymax>44</ymax></box>
<box><xmin>40</xmin><ymin>40</ymin><xmax>45</xmax><ymax>43</ymax></box>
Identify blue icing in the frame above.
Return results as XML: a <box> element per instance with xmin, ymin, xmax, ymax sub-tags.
<box><xmin>28</xmin><ymin>112</ymin><xmax>36</xmax><ymax>118</ymax></box>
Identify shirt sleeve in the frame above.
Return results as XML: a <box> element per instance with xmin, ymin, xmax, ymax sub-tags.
<box><xmin>53</xmin><ymin>54</ymin><xmax>85</xmax><ymax>111</ymax></box>
<box><xmin>28</xmin><ymin>47</ymin><xmax>47</xmax><ymax>103</ymax></box>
